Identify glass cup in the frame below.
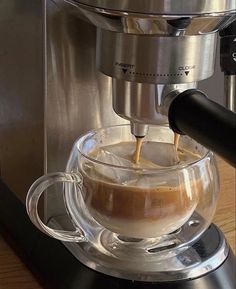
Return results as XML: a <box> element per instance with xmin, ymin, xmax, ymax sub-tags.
<box><xmin>26</xmin><ymin>125</ymin><xmax>219</xmax><ymax>252</ymax></box>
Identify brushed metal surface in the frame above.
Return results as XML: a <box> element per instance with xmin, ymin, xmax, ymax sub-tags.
<box><xmin>113</xmin><ymin>81</ymin><xmax>197</xmax><ymax>127</ymax></box>
<box><xmin>69</xmin><ymin>0</ymin><xmax>236</xmax><ymax>15</ymax></box>
<box><xmin>225</xmin><ymin>75</ymin><xmax>236</xmax><ymax>112</ymax></box>
<box><xmin>67</xmin><ymin>1</ymin><xmax>236</xmax><ymax>36</ymax></box>
<box><xmin>45</xmin><ymin>0</ymin><xmax>126</xmax><ymax>219</ymax></box>
<box><xmin>97</xmin><ymin>30</ymin><xmax>217</xmax><ymax>84</ymax></box>
<box><xmin>46</xmin><ymin>1</ymin><xmax>125</xmax><ymax>173</ymax></box>
<box><xmin>0</xmin><ymin>0</ymin><xmax>44</xmax><ymax>201</ymax></box>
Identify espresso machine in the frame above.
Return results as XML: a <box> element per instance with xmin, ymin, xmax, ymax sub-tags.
<box><xmin>0</xmin><ymin>1</ymin><xmax>236</xmax><ymax>289</ymax></box>
<box><xmin>67</xmin><ymin>0</ymin><xmax>236</xmax><ymax>165</ymax></box>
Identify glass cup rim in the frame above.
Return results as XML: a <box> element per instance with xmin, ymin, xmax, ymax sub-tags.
<box><xmin>76</xmin><ymin>124</ymin><xmax>211</xmax><ymax>173</ymax></box>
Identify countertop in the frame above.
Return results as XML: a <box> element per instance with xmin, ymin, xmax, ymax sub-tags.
<box><xmin>0</xmin><ymin>158</ymin><xmax>235</xmax><ymax>289</ymax></box>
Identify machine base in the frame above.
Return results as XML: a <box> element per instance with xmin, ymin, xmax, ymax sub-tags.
<box><xmin>52</xmin><ymin>215</ymin><xmax>230</xmax><ymax>282</ymax></box>
<box><xmin>0</xmin><ymin>181</ymin><xmax>235</xmax><ymax>289</ymax></box>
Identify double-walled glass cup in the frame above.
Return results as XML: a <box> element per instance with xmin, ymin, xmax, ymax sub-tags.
<box><xmin>26</xmin><ymin>125</ymin><xmax>219</xmax><ymax>267</ymax></box>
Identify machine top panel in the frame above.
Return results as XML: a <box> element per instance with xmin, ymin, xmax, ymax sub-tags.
<box><xmin>70</xmin><ymin>0</ymin><xmax>236</xmax><ymax>15</ymax></box>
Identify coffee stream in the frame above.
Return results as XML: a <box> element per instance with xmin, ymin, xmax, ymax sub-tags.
<box><xmin>133</xmin><ymin>137</ymin><xmax>144</xmax><ymax>164</ymax></box>
<box><xmin>174</xmin><ymin>133</ymin><xmax>180</xmax><ymax>151</ymax></box>
<box><xmin>133</xmin><ymin>133</ymin><xmax>181</xmax><ymax>164</ymax></box>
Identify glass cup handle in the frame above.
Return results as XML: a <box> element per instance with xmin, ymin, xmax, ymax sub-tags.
<box><xmin>26</xmin><ymin>172</ymin><xmax>87</xmax><ymax>243</ymax></box>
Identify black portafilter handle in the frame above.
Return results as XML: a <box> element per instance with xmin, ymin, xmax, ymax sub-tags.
<box><xmin>168</xmin><ymin>89</ymin><xmax>236</xmax><ymax>167</ymax></box>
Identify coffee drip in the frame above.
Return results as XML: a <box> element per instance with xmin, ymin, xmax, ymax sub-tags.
<box><xmin>133</xmin><ymin>137</ymin><xmax>144</xmax><ymax>164</ymax></box>
<box><xmin>174</xmin><ymin>133</ymin><xmax>180</xmax><ymax>151</ymax></box>
<box><xmin>133</xmin><ymin>132</ymin><xmax>181</xmax><ymax>166</ymax></box>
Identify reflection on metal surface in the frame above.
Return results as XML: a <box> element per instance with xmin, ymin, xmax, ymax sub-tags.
<box><xmin>46</xmin><ymin>1</ymin><xmax>125</xmax><ymax>174</ymax></box>
<box><xmin>225</xmin><ymin>75</ymin><xmax>236</xmax><ymax>112</ymax></box>
<box><xmin>112</xmin><ymin>81</ymin><xmax>198</xmax><ymax>126</ymax></box>
<box><xmin>68</xmin><ymin>0</ymin><xmax>236</xmax><ymax>15</ymax></box>
<box><xmin>67</xmin><ymin>0</ymin><xmax>236</xmax><ymax>35</ymax></box>
<box><xmin>45</xmin><ymin>0</ymin><xmax>126</xmax><ymax>219</ymax></box>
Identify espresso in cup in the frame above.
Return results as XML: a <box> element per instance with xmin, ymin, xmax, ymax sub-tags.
<box><xmin>81</xmin><ymin>141</ymin><xmax>202</xmax><ymax>238</ymax></box>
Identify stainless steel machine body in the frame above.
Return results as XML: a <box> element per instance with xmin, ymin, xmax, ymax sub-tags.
<box><xmin>45</xmin><ymin>0</ymin><xmax>127</xmax><ymax>218</ymax></box>
<box><xmin>0</xmin><ymin>0</ymin><xmax>125</xmax><ymax>215</ymax></box>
